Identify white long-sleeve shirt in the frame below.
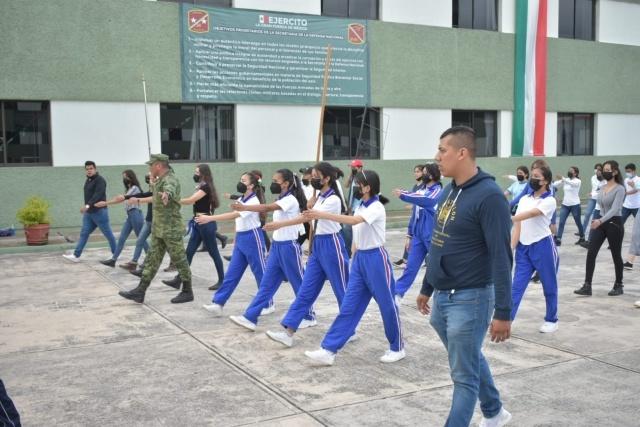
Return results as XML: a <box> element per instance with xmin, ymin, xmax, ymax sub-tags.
<box><xmin>553</xmin><ymin>177</ymin><xmax>581</xmax><ymax>206</ymax></box>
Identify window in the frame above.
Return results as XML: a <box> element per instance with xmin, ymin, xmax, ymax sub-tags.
<box><xmin>453</xmin><ymin>0</ymin><xmax>498</xmax><ymax>31</ymax></box>
<box><xmin>559</xmin><ymin>0</ymin><xmax>595</xmax><ymax>40</ymax></box>
<box><xmin>161</xmin><ymin>104</ymin><xmax>235</xmax><ymax>162</ymax></box>
<box><xmin>323</xmin><ymin>107</ymin><xmax>380</xmax><ymax>160</ymax></box>
<box><xmin>322</xmin><ymin>0</ymin><xmax>378</xmax><ymax>20</ymax></box>
<box><xmin>158</xmin><ymin>0</ymin><xmax>232</xmax><ymax>7</ymax></box>
<box><xmin>557</xmin><ymin>113</ymin><xmax>594</xmax><ymax>156</ymax></box>
<box><xmin>451</xmin><ymin>110</ymin><xmax>497</xmax><ymax>157</ymax></box>
<box><xmin>0</xmin><ymin>101</ymin><xmax>51</xmax><ymax>166</ymax></box>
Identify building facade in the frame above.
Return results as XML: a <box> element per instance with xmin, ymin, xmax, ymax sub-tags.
<box><xmin>1</xmin><ymin>0</ymin><xmax>639</xmax><ymax>228</ymax></box>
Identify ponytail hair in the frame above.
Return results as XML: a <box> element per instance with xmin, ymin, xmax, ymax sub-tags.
<box><xmin>314</xmin><ymin>161</ymin><xmax>347</xmax><ymax>213</ymax></box>
<box><xmin>355</xmin><ymin>170</ymin><xmax>389</xmax><ymax>205</ymax></box>
<box><xmin>197</xmin><ymin>164</ymin><xmax>220</xmax><ymax>211</ymax></box>
<box><xmin>277</xmin><ymin>168</ymin><xmax>307</xmax><ymax>212</ymax></box>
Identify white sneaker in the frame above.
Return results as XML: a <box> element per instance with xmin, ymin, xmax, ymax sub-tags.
<box><xmin>298</xmin><ymin>318</ymin><xmax>317</xmax><ymax>329</ymax></box>
<box><xmin>394</xmin><ymin>294</ymin><xmax>402</xmax><ymax>307</ymax></box>
<box><xmin>539</xmin><ymin>321</ymin><xmax>558</xmax><ymax>333</ymax></box>
<box><xmin>266</xmin><ymin>330</ymin><xmax>294</xmax><ymax>347</ymax></box>
<box><xmin>479</xmin><ymin>407</ymin><xmax>512</xmax><ymax>427</ymax></box>
<box><xmin>380</xmin><ymin>348</ymin><xmax>406</xmax><ymax>363</ymax></box>
<box><xmin>346</xmin><ymin>333</ymin><xmax>359</xmax><ymax>344</ymax></box>
<box><xmin>634</xmin><ymin>300</ymin><xmax>640</xmax><ymax>308</ymax></box>
<box><xmin>261</xmin><ymin>304</ymin><xmax>275</xmax><ymax>316</ymax></box>
<box><xmin>203</xmin><ymin>303</ymin><xmax>223</xmax><ymax>317</ymax></box>
<box><xmin>304</xmin><ymin>348</ymin><xmax>335</xmax><ymax>366</ymax></box>
<box><xmin>62</xmin><ymin>253</ymin><xmax>80</xmax><ymax>263</ymax></box>
<box><xmin>229</xmin><ymin>315</ymin><xmax>256</xmax><ymax>331</ymax></box>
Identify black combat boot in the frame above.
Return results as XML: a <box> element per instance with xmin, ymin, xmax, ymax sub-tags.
<box><xmin>171</xmin><ymin>281</ymin><xmax>194</xmax><ymax>304</ymax></box>
<box><xmin>574</xmin><ymin>282</ymin><xmax>592</xmax><ymax>296</ymax></box>
<box><xmin>162</xmin><ymin>274</ymin><xmax>181</xmax><ymax>289</ymax></box>
<box><xmin>607</xmin><ymin>282</ymin><xmax>623</xmax><ymax>296</ymax></box>
<box><xmin>118</xmin><ymin>281</ymin><xmax>149</xmax><ymax>303</ymax></box>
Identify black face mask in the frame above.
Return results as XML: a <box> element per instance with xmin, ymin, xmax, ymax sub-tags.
<box><xmin>123</xmin><ymin>178</ymin><xmax>130</xmax><ymax>187</ymax></box>
<box><xmin>416</xmin><ymin>175</ymin><xmax>423</xmax><ymax>182</ymax></box>
<box><xmin>353</xmin><ymin>187</ymin><xmax>363</xmax><ymax>200</ymax></box>
<box><xmin>302</xmin><ymin>179</ymin><xmax>310</xmax><ymax>186</ymax></box>
<box><xmin>596</xmin><ymin>172</ymin><xmax>603</xmax><ymax>180</ymax></box>
<box><xmin>517</xmin><ymin>174</ymin><xmax>525</xmax><ymax>182</ymax></box>
<box><xmin>270</xmin><ymin>182</ymin><xmax>282</xmax><ymax>194</ymax></box>
<box><xmin>193</xmin><ymin>174</ymin><xmax>200</xmax><ymax>183</ymax></box>
<box><xmin>529</xmin><ymin>178</ymin><xmax>543</xmax><ymax>192</ymax></box>
<box><xmin>567</xmin><ymin>171</ymin><xmax>575</xmax><ymax>179</ymax></box>
<box><xmin>237</xmin><ymin>182</ymin><xmax>248</xmax><ymax>193</ymax></box>
<box><xmin>422</xmin><ymin>175</ymin><xmax>431</xmax><ymax>184</ymax></box>
<box><xmin>145</xmin><ymin>176</ymin><xmax>151</xmax><ymax>184</ymax></box>
<box><xmin>351</xmin><ymin>168</ymin><xmax>358</xmax><ymax>176</ymax></box>
<box><xmin>602</xmin><ymin>171</ymin><xmax>613</xmax><ymax>181</ymax></box>
<box><xmin>310</xmin><ymin>178</ymin><xmax>323</xmax><ymax>190</ymax></box>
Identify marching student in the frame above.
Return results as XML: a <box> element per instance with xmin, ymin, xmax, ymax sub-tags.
<box><xmin>265</xmin><ymin>162</ymin><xmax>350</xmax><ymax>348</ymax></box>
<box><xmin>393</xmin><ymin>164</ymin><xmax>426</xmax><ymax>267</ymax></box>
<box><xmin>162</xmin><ymin>164</ymin><xmax>225</xmax><ymax>291</ymax></box>
<box><xmin>226</xmin><ymin>168</ymin><xmax>314</xmax><ymax>331</ymax></box>
<box><xmin>503</xmin><ymin>166</ymin><xmax>529</xmax><ymax>201</ymax></box>
<box><xmin>553</xmin><ymin>166</ymin><xmax>584</xmax><ymax>246</ymax></box>
<box><xmin>392</xmin><ymin>163</ymin><xmax>442</xmax><ymax>303</ymax></box>
<box><xmin>575</xmin><ymin>160</ymin><xmax>626</xmax><ymax>297</ymax></box>
<box><xmin>579</xmin><ymin>164</ymin><xmax>605</xmax><ymax>248</ymax></box>
<box><xmin>120</xmin><ymin>173</ymin><xmax>154</xmax><ymax>273</ymax></box>
<box><xmin>302</xmin><ymin>170</ymin><xmax>405</xmax><ymax>366</ymax></box>
<box><xmin>510</xmin><ymin>165</ymin><xmax>560</xmax><ymax>333</ymax></box>
<box><xmin>196</xmin><ymin>172</ymin><xmax>268</xmax><ymax>315</ymax></box>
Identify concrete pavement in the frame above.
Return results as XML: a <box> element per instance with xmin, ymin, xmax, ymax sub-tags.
<box><xmin>1</xmin><ymin>222</ymin><xmax>639</xmax><ymax>426</ymax></box>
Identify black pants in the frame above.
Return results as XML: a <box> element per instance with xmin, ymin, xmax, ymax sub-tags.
<box><xmin>585</xmin><ymin>216</ymin><xmax>624</xmax><ymax>284</ymax></box>
<box><xmin>296</xmin><ymin>222</ymin><xmax>311</xmax><ymax>246</ymax></box>
<box><xmin>0</xmin><ymin>379</ymin><xmax>21</xmax><ymax>427</ymax></box>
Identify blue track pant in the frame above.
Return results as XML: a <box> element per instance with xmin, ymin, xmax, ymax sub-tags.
<box><xmin>321</xmin><ymin>247</ymin><xmax>403</xmax><ymax>353</ymax></box>
<box><xmin>511</xmin><ymin>236</ymin><xmax>559</xmax><ymax>323</ymax></box>
<box><xmin>282</xmin><ymin>233</ymin><xmax>350</xmax><ymax>331</ymax></box>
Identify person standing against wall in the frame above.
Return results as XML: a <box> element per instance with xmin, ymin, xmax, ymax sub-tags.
<box><xmin>63</xmin><ymin>161</ymin><xmax>117</xmax><ymax>263</ymax></box>
<box><xmin>118</xmin><ymin>154</ymin><xmax>193</xmax><ymax>304</ymax></box>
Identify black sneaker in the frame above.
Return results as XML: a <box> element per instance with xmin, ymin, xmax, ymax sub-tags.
<box><xmin>531</xmin><ymin>272</ymin><xmax>540</xmax><ymax>283</ymax></box>
<box><xmin>100</xmin><ymin>259</ymin><xmax>116</xmax><ymax>267</ymax></box>
<box><xmin>393</xmin><ymin>259</ymin><xmax>406</xmax><ymax>266</ymax></box>
<box><xmin>574</xmin><ymin>232</ymin><xmax>581</xmax><ymax>236</ymax></box>
<box><xmin>579</xmin><ymin>240</ymin><xmax>590</xmax><ymax>249</ymax></box>
<box><xmin>171</xmin><ymin>291</ymin><xmax>194</xmax><ymax>304</ymax></box>
<box><xmin>575</xmin><ymin>238</ymin><xmax>586</xmax><ymax>245</ymax></box>
<box><xmin>219</xmin><ymin>235</ymin><xmax>228</xmax><ymax>249</ymax></box>
<box><xmin>223</xmin><ymin>255</ymin><xmax>232</xmax><ymax>262</ymax></box>
<box><xmin>608</xmin><ymin>284</ymin><xmax>624</xmax><ymax>296</ymax></box>
<box><xmin>624</xmin><ymin>262</ymin><xmax>633</xmax><ymax>271</ymax></box>
<box><xmin>554</xmin><ymin>238</ymin><xmax>561</xmax><ymax>247</ymax></box>
<box><xmin>574</xmin><ymin>283</ymin><xmax>592</xmax><ymax>296</ymax></box>
<box><xmin>208</xmin><ymin>282</ymin><xmax>222</xmax><ymax>291</ymax></box>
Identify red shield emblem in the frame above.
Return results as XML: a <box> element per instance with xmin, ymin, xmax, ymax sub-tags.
<box><xmin>347</xmin><ymin>23</ymin><xmax>365</xmax><ymax>45</ymax></box>
<box><xmin>188</xmin><ymin>10</ymin><xmax>210</xmax><ymax>33</ymax></box>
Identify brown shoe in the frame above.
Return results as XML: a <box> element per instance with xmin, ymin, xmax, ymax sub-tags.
<box><xmin>119</xmin><ymin>261</ymin><xmax>138</xmax><ymax>271</ymax></box>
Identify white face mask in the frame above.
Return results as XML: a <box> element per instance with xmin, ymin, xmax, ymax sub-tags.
<box><xmin>626</xmin><ymin>172</ymin><xmax>634</xmax><ymax>179</ymax></box>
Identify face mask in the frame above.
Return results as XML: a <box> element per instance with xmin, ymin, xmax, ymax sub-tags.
<box><xmin>353</xmin><ymin>187</ymin><xmax>363</xmax><ymax>200</ymax></box>
<box><xmin>310</xmin><ymin>178</ymin><xmax>323</xmax><ymax>190</ymax></box>
<box><xmin>625</xmin><ymin>172</ymin><xmax>633</xmax><ymax>179</ymax></box>
<box><xmin>351</xmin><ymin>168</ymin><xmax>358</xmax><ymax>175</ymax></box>
<box><xmin>416</xmin><ymin>175</ymin><xmax>423</xmax><ymax>182</ymax></box>
<box><xmin>596</xmin><ymin>171</ymin><xmax>603</xmax><ymax>180</ymax></box>
<box><xmin>123</xmin><ymin>178</ymin><xmax>130</xmax><ymax>187</ymax></box>
<box><xmin>193</xmin><ymin>174</ymin><xmax>200</xmax><ymax>183</ymax></box>
<box><xmin>145</xmin><ymin>176</ymin><xmax>150</xmax><ymax>184</ymax></box>
<box><xmin>237</xmin><ymin>182</ymin><xmax>248</xmax><ymax>193</ymax></box>
<box><xmin>517</xmin><ymin>174</ymin><xmax>525</xmax><ymax>182</ymax></box>
<box><xmin>567</xmin><ymin>171</ymin><xmax>575</xmax><ymax>179</ymax></box>
<box><xmin>529</xmin><ymin>178</ymin><xmax>543</xmax><ymax>192</ymax></box>
<box><xmin>270</xmin><ymin>182</ymin><xmax>282</xmax><ymax>194</ymax></box>
<box><xmin>302</xmin><ymin>179</ymin><xmax>310</xmax><ymax>186</ymax></box>
<box><xmin>422</xmin><ymin>175</ymin><xmax>431</xmax><ymax>184</ymax></box>
<box><xmin>602</xmin><ymin>171</ymin><xmax>613</xmax><ymax>181</ymax></box>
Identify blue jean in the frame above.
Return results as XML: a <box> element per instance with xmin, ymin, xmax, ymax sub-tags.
<box><xmin>186</xmin><ymin>220</ymin><xmax>224</xmax><ymax>284</ymax></box>
<box><xmin>622</xmin><ymin>207</ymin><xmax>638</xmax><ymax>224</ymax></box>
<box><xmin>73</xmin><ymin>208</ymin><xmax>117</xmax><ymax>258</ymax></box>
<box><xmin>582</xmin><ymin>199</ymin><xmax>597</xmax><ymax>240</ymax></box>
<box><xmin>111</xmin><ymin>209</ymin><xmax>148</xmax><ymax>260</ymax></box>
<box><xmin>429</xmin><ymin>286</ymin><xmax>502</xmax><ymax>427</ymax></box>
<box><xmin>557</xmin><ymin>204</ymin><xmax>584</xmax><ymax>240</ymax></box>
<box><xmin>132</xmin><ymin>220</ymin><xmax>152</xmax><ymax>263</ymax></box>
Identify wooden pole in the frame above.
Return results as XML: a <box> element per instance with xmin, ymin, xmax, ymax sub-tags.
<box><xmin>308</xmin><ymin>45</ymin><xmax>333</xmax><ymax>253</ymax></box>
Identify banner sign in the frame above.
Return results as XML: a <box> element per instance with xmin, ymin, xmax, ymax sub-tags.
<box><xmin>180</xmin><ymin>5</ymin><xmax>370</xmax><ymax>106</ymax></box>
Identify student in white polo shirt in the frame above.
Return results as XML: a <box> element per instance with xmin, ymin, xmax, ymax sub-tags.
<box><xmin>553</xmin><ymin>166</ymin><xmax>584</xmax><ymax>246</ymax></box>
<box><xmin>226</xmin><ymin>169</ymin><xmax>314</xmax><ymax>331</ymax></box>
<box><xmin>302</xmin><ymin>170</ymin><xmax>404</xmax><ymax>366</ymax></box>
<box><xmin>622</xmin><ymin>163</ymin><xmax>640</xmax><ymax>224</ymax></box>
<box><xmin>511</xmin><ymin>165</ymin><xmax>559</xmax><ymax>333</ymax></box>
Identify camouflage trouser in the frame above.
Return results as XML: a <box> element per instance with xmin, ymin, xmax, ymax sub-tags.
<box><xmin>140</xmin><ymin>233</ymin><xmax>191</xmax><ymax>288</ymax></box>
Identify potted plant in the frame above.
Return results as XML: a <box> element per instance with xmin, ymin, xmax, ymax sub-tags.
<box><xmin>16</xmin><ymin>196</ymin><xmax>51</xmax><ymax>245</ymax></box>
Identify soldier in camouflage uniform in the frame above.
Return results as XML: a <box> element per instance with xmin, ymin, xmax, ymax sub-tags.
<box><xmin>119</xmin><ymin>154</ymin><xmax>193</xmax><ymax>304</ymax></box>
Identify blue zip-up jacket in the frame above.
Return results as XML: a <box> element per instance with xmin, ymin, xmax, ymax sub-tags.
<box><xmin>405</xmin><ymin>183</ymin><xmax>423</xmax><ymax>237</ymax></box>
<box><xmin>400</xmin><ymin>182</ymin><xmax>443</xmax><ymax>242</ymax></box>
<box><xmin>421</xmin><ymin>168</ymin><xmax>513</xmax><ymax>321</ymax></box>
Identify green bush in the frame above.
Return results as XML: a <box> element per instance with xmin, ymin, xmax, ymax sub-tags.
<box><xmin>16</xmin><ymin>196</ymin><xmax>51</xmax><ymax>227</ymax></box>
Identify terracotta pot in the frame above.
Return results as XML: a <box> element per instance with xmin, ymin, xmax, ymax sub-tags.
<box><xmin>24</xmin><ymin>224</ymin><xmax>50</xmax><ymax>246</ymax></box>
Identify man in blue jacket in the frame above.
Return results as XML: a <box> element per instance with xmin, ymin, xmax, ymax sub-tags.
<box><xmin>417</xmin><ymin>126</ymin><xmax>513</xmax><ymax>427</ymax></box>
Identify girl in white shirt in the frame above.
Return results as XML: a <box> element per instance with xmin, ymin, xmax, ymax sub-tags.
<box><xmin>553</xmin><ymin>166</ymin><xmax>584</xmax><ymax>245</ymax></box>
<box><xmin>227</xmin><ymin>169</ymin><xmax>313</xmax><ymax>331</ymax></box>
<box><xmin>302</xmin><ymin>170</ymin><xmax>405</xmax><ymax>366</ymax></box>
<box><xmin>511</xmin><ymin>166</ymin><xmax>559</xmax><ymax>333</ymax></box>
<box><xmin>196</xmin><ymin>172</ymin><xmax>268</xmax><ymax>316</ymax></box>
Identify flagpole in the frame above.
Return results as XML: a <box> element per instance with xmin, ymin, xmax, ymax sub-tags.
<box><xmin>142</xmin><ymin>72</ymin><xmax>152</xmax><ymax>156</ymax></box>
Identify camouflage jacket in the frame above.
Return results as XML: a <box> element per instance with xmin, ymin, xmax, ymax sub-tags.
<box><xmin>151</xmin><ymin>170</ymin><xmax>183</xmax><ymax>238</ymax></box>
